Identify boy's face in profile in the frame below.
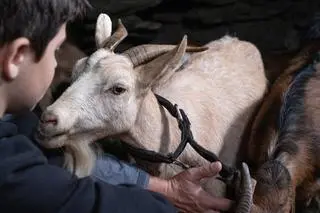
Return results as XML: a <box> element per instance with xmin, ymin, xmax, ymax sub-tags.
<box><xmin>0</xmin><ymin>24</ymin><xmax>66</xmax><ymax>113</ymax></box>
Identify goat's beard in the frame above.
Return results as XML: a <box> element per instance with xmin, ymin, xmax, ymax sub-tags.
<box><xmin>63</xmin><ymin>141</ymin><xmax>97</xmax><ymax>178</ymax></box>
<box><xmin>35</xmin><ymin>131</ymin><xmax>69</xmax><ymax>148</ymax></box>
<box><xmin>35</xmin><ymin>128</ymin><xmax>103</xmax><ymax>178</ymax></box>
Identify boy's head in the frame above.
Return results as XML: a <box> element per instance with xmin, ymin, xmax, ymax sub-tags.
<box><xmin>0</xmin><ymin>0</ymin><xmax>90</xmax><ymax>115</ymax></box>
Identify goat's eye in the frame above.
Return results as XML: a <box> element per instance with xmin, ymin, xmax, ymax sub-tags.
<box><xmin>111</xmin><ymin>86</ymin><xmax>126</xmax><ymax>95</ymax></box>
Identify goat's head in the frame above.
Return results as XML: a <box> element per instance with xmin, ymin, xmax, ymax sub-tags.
<box><xmin>250</xmin><ymin>160</ymin><xmax>294</xmax><ymax>213</ymax></box>
<box><xmin>36</xmin><ymin>13</ymin><xmax>202</xmax><ymax>147</ymax></box>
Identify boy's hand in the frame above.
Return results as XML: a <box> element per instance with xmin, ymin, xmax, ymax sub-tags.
<box><xmin>148</xmin><ymin>162</ymin><xmax>234</xmax><ymax>213</ymax></box>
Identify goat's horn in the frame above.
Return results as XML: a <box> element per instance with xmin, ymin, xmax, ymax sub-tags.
<box><xmin>103</xmin><ymin>19</ymin><xmax>128</xmax><ymax>51</ymax></box>
<box><xmin>122</xmin><ymin>43</ymin><xmax>208</xmax><ymax>67</ymax></box>
<box><xmin>234</xmin><ymin>163</ymin><xmax>255</xmax><ymax>213</ymax></box>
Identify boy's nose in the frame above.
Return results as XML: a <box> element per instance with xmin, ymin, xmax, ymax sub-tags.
<box><xmin>40</xmin><ymin>111</ymin><xmax>58</xmax><ymax>126</ymax></box>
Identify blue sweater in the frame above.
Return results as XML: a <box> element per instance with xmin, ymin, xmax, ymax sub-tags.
<box><xmin>0</xmin><ymin>112</ymin><xmax>177</xmax><ymax>213</ymax></box>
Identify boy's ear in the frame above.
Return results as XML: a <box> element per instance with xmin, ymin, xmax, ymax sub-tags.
<box><xmin>1</xmin><ymin>38</ymin><xmax>30</xmax><ymax>81</ymax></box>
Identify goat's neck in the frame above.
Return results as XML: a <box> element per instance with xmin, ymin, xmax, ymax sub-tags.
<box><xmin>121</xmin><ymin>92</ymin><xmax>181</xmax><ymax>157</ymax></box>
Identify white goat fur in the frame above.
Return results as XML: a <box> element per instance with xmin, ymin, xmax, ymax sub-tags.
<box><xmin>39</xmin><ymin>14</ymin><xmax>268</xmax><ymax>197</ymax></box>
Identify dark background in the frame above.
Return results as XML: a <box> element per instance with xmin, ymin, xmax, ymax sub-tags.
<box><xmin>66</xmin><ymin>0</ymin><xmax>320</xmax><ymax>83</ymax></box>
<box><xmin>68</xmin><ymin>0</ymin><xmax>320</xmax><ymax>54</ymax></box>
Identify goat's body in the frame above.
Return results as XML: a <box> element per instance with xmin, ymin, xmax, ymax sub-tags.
<box><xmin>120</xmin><ymin>36</ymin><xmax>267</xmax><ymax>196</ymax></box>
<box><xmin>288</xmin><ymin>62</ymin><xmax>320</xmax><ymax>206</ymax></box>
<box><xmin>37</xmin><ymin>31</ymin><xmax>267</xmax><ymax>198</ymax></box>
<box><xmin>246</xmin><ymin>46</ymin><xmax>320</xmax><ymax>212</ymax></box>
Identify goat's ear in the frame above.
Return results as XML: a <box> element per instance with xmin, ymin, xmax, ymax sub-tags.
<box><xmin>95</xmin><ymin>13</ymin><xmax>112</xmax><ymax>48</ymax></box>
<box><xmin>137</xmin><ymin>35</ymin><xmax>187</xmax><ymax>89</ymax></box>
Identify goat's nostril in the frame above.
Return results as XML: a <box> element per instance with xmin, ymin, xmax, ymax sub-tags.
<box><xmin>41</xmin><ymin>112</ymin><xmax>58</xmax><ymax>125</ymax></box>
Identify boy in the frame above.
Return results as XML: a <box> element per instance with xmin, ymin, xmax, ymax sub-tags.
<box><xmin>0</xmin><ymin>0</ymin><xmax>232</xmax><ymax>212</ymax></box>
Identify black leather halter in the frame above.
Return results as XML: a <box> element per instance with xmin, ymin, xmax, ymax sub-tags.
<box><xmin>122</xmin><ymin>94</ymin><xmax>238</xmax><ymax>183</ymax></box>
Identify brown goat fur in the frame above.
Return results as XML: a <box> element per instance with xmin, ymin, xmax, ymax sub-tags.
<box><xmin>246</xmin><ymin>42</ymin><xmax>320</xmax><ymax>170</ymax></box>
<box><xmin>245</xmin><ymin>40</ymin><xmax>320</xmax><ymax>213</ymax></box>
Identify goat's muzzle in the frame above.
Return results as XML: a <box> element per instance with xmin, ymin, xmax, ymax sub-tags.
<box><xmin>35</xmin><ymin>107</ymin><xmax>75</xmax><ymax>148</ymax></box>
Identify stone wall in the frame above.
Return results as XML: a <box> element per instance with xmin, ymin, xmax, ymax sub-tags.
<box><xmin>68</xmin><ymin>0</ymin><xmax>320</xmax><ymax>56</ymax></box>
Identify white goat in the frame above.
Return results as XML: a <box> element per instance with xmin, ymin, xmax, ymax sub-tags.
<box><xmin>37</xmin><ymin>13</ymin><xmax>267</xmax><ymax>199</ymax></box>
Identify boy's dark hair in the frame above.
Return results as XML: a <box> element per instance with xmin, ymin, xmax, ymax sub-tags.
<box><xmin>0</xmin><ymin>0</ymin><xmax>91</xmax><ymax>61</ymax></box>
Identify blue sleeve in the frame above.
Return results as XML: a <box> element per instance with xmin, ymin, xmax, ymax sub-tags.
<box><xmin>92</xmin><ymin>154</ymin><xmax>150</xmax><ymax>188</ymax></box>
<box><xmin>3</xmin><ymin>111</ymin><xmax>150</xmax><ymax>188</ymax></box>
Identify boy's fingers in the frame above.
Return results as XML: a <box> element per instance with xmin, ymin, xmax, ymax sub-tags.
<box><xmin>188</xmin><ymin>162</ymin><xmax>222</xmax><ymax>182</ymax></box>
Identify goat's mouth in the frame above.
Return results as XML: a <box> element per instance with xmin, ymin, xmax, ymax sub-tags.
<box><xmin>35</xmin><ymin>129</ymin><xmax>70</xmax><ymax>148</ymax></box>
<box><xmin>35</xmin><ymin>126</ymin><xmax>108</xmax><ymax>149</ymax></box>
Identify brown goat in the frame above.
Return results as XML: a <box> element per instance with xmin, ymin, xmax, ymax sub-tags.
<box><xmin>244</xmin><ymin>40</ymin><xmax>320</xmax><ymax>213</ymax></box>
